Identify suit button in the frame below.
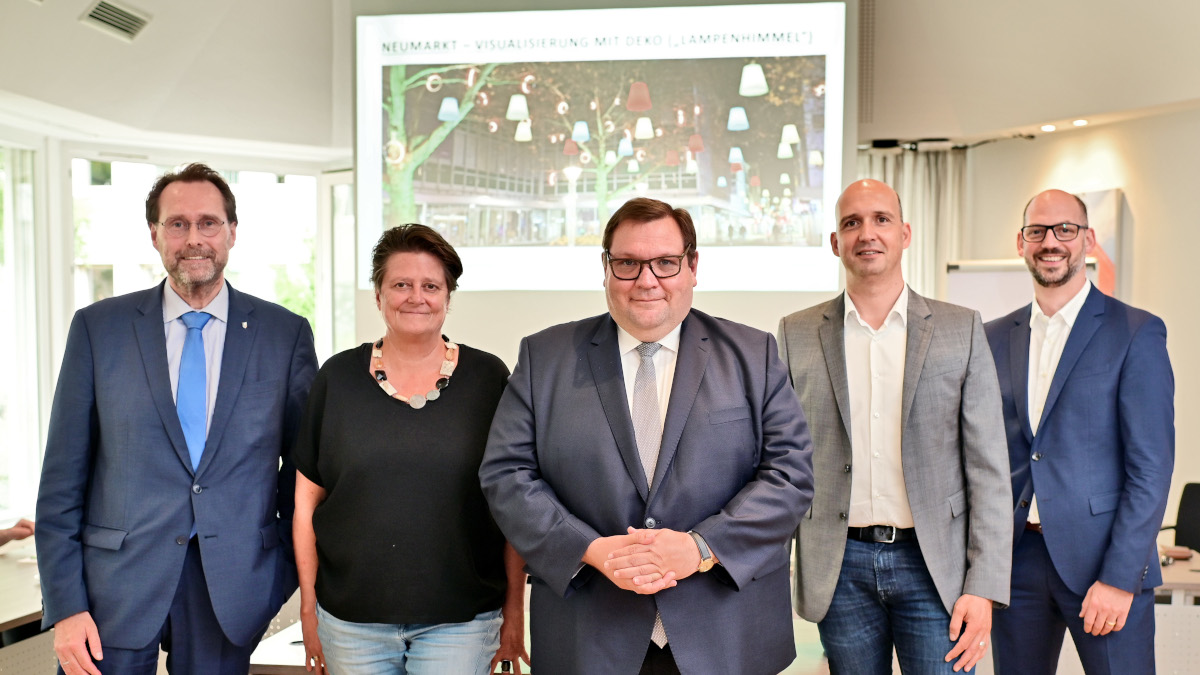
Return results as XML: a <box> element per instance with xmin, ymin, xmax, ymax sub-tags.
<box><xmin>644</xmin><ymin>517</ymin><xmax>657</xmax><ymax>528</ymax></box>
<box><xmin>1019</xmin><ymin>500</ymin><xmax>1030</xmax><ymax>508</ymax></box>
<box><xmin>192</xmin><ymin>484</ymin><xmax>202</xmax><ymax>494</ymax></box>
<box><xmin>175</xmin><ymin>536</ymin><xmax>186</xmax><ymax>545</ymax></box>
<box><xmin>1032</xmin><ymin>453</ymin><xmax>1043</xmax><ymax>461</ymax></box>
<box><xmin>839</xmin><ymin>512</ymin><xmax>847</xmax><ymax>520</ymax></box>
<box><xmin>844</xmin><ymin>464</ymin><xmax>852</xmax><ymax>473</ymax></box>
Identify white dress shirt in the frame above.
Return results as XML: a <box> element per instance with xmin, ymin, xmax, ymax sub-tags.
<box><xmin>844</xmin><ymin>288</ymin><xmax>913</xmax><ymax>528</ymax></box>
<box><xmin>1025</xmin><ymin>280</ymin><xmax>1091</xmax><ymax>523</ymax></box>
<box><xmin>617</xmin><ymin>323</ymin><xmax>681</xmax><ymax>433</ymax></box>
<box><xmin>163</xmin><ymin>282</ymin><xmax>229</xmax><ymax>434</ymax></box>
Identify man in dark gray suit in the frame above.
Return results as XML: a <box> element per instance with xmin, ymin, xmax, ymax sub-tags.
<box><xmin>480</xmin><ymin>197</ymin><xmax>814</xmax><ymax>675</ymax></box>
<box><xmin>778</xmin><ymin>179</ymin><xmax>1011</xmax><ymax>673</ymax></box>
<box><xmin>37</xmin><ymin>163</ymin><xmax>317</xmax><ymax>674</ymax></box>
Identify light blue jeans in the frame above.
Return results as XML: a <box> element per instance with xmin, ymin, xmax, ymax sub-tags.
<box><xmin>316</xmin><ymin>604</ymin><xmax>501</xmax><ymax>675</ymax></box>
<box><xmin>818</xmin><ymin>538</ymin><xmax>964</xmax><ymax>674</ymax></box>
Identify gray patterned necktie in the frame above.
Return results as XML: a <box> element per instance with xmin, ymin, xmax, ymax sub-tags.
<box><xmin>633</xmin><ymin>342</ymin><xmax>663</xmax><ymax>488</ymax></box>
<box><xmin>633</xmin><ymin>341</ymin><xmax>668</xmax><ymax>647</ymax></box>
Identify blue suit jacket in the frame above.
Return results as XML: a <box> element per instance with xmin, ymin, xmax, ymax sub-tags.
<box><xmin>479</xmin><ymin>310</ymin><xmax>814</xmax><ymax>675</ymax></box>
<box><xmin>985</xmin><ymin>285</ymin><xmax>1174</xmax><ymax>595</ymax></box>
<box><xmin>36</xmin><ymin>281</ymin><xmax>317</xmax><ymax>648</ymax></box>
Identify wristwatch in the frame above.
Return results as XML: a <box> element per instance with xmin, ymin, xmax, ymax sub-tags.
<box><xmin>688</xmin><ymin>530</ymin><xmax>716</xmax><ymax>572</ymax></box>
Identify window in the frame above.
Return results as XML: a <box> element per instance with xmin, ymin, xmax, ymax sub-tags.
<box><xmin>0</xmin><ymin>146</ymin><xmax>39</xmax><ymax>520</ymax></box>
<box><xmin>71</xmin><ymin>160</ymin><xmax>318</xmax><ymax>333</ymax></box>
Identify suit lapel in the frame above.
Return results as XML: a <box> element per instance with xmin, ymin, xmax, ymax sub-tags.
<box><xmin>818</xmin><ymin>295</ymin><xmax>853</xmax><ymax>441</ymax></box>
<box><xmin>587</xmin><ymin>317</ymin><xmax>650</xmax><ymax>501</ymax></box>
<box><xmin>1037</xmin><ymin>286</ymin><xmax>1105</xmax><ymax>432</ymax></box>
<box><xmin>133</xmin><ymin>282</ymin><xmax>193</xmax><ymax>473</ymax></box>
<box><xmin>652</xmin><ymin>313</ymin><xmax>708</xmax><ymax>500</ymax></box>
<box><xmin>901</xmin><ymin>290</ymin><xmax>934</xmax><ymax>429</ymax></box>
<box><xmin>196</xmin><ymin>284</ymin><xmax>257</xmax><ymax>476</ymax></box>
<box><xmin>1008</xmin><ymin>307</ymin><xmax>1034</xmax><ymax>444</ymax></box>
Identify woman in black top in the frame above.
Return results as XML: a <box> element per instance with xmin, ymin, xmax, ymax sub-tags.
<box><xmin>293</xmin><ymin>224</ymin><xmax>528</xmax><ymax>675</ymax></box>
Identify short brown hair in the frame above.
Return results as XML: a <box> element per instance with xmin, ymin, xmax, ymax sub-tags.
<box><xmin>145</xmin><ymin>163</ymin><xmax>237</xmax><ymax>225</ymax></box>
<box><xmin>602</xmin><ymin>197</ymin><xmax>697</xmax><ymax>262</ymax></box>
<box><xmin>371</xmin><ymin>224</ymin><xmax>463</xmax><ymax>293</ymax></box>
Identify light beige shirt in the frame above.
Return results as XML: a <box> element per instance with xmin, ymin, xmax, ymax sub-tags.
<box><xmin>844</xmin><ymin>288</ymin><xmax>912</xmax><ymax>528</ymax></box>
<box><xmin>1025</xmin><ymin>280</ymin><xmax>1091</xmax><ymax>523</ymax></box>
<box><xmin>617</xmin><ymin>322</ymin><xmax>682</xmax><ymax>432</ymax></box>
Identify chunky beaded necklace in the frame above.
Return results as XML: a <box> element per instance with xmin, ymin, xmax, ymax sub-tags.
<box><xmin>371</xmin><ymin>337</ymin><xmax>457</xmax><ymax>409</ymax></box>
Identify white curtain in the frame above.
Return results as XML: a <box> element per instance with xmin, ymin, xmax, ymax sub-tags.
<box><xmin>856</xmin><ymin>148</ymin><xmax>965</xmax><ymax>299</ymax></box>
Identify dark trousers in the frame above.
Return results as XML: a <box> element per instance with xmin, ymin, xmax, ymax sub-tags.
<box><xmin>639</xmin><ymin>642</ymin><xmax>681</xmax><ymax>675</ymax></box>
<box><xmin>59</xmin><ymin>538</ymin><xmax>265</xmax><ymax>675</ymax></box>
<box><xmin>991</xmin><ymin>531</ymin><xmax>1156</xmax><ymax>675</ymax></box>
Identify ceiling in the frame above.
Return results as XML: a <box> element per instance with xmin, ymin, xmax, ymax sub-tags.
<box><xmin>1</xmin><ymin>0</ymin><xmax>1197</xmax><ymax>152</ymax></box>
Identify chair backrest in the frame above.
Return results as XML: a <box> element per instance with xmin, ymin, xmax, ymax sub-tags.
<box><xmin>1175</xmin><ymin>483</ymin><xmax>1200</xmax><ymax>551</ymax></box>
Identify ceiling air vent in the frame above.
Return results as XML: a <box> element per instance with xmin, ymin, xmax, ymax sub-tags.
<box><xmin>80</xmin><ymin>1</ymin><xmax>150</xmax><ymax>42</ymax></box>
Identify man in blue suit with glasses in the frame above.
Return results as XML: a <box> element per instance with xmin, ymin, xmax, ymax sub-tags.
<box><xmin>36</xmin><ymin>163</ymin><xmax>317</xmax><ymax>674</ymax></box>
<box><xmin>986</xmin><ymin>189</ymin><xmax>1174</xmax><ymax>674</ymax></box>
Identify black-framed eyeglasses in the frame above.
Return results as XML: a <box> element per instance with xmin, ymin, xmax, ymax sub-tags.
<box><xmin>605</xmin><ymin>252</ymin><xmax>689</xmax><ymax>280</ymax></box>
<box><xmin>1020</xmin><ymin>222</ymin><xmax>1089</xmax><ymax>243</ymax></box>
<box><xmin>157</xmin><ymin>218</ymin><xmax>227</xmax><ymax>239</ymax></box>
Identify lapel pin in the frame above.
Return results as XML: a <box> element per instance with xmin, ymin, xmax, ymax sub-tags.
<box><xmin>242</xmin><ymin>322</ymin><xmax>248</xmax><ymax>329</ymax></box>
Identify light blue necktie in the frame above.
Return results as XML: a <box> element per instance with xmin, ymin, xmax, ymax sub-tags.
<box><xmin>177</xmin><ymin>311</ymin><xmax>211</xmax><ymax>472</ymax></box>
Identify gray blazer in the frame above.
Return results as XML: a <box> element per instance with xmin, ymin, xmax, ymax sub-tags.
<box><xmin>481</xmin><ymin>309</ymin><xmax>814</xmax><ymax>675</ymax></box>
<box><xmin>777</xmin><ymin>290</ymin><xmax>1011</xmax><ymax>621</ymax></box>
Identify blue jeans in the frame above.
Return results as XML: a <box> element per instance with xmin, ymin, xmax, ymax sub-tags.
<box><xmin>316</xmin><ymin>604</ymin><xmax>501</xmax><ymax>675</ymax></box>
<box><xmin>818</xmin><ymin>538</ymin><xmax>964</xmax><ymax>674</ymax></box>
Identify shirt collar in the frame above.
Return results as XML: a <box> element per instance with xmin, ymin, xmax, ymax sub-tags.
<box><xmin>616</xmin><ymin>321</ymin><xmax>682</xmax><ymax>357</ymax></box>
<box><xmin>844</xmin><ymin>285</ymin><xmax>909</xmax><ymax>330</ymax></box>
<box><xmin>1031</xmin><ymin>280</ymin><xmax>1091</xmax><ymax>328</ymax></box>
<box><xmin>162</xmin><ymin>281</ymin><xmax>230</xmax><ymax>325</ymax></box>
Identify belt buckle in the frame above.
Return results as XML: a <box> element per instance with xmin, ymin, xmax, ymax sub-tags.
<box><xmin>880</xmin><ymin>526</ymin><xmax>897</xmax><ymax>543</ymax></box>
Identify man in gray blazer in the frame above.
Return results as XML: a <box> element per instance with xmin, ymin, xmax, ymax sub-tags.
<box><xmin>480</xmin><ymin>197</ymin><xmax>814</xmax><ymax>675</ymax></box>
<box><xmin>777</xmin><ymin>179</ymin><xmax>1011</xmax><ymax>673</ymax></box>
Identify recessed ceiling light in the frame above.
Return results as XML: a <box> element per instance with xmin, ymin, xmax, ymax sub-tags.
<box><xmin>1041</xmin><ymin>124</ymin><xmax>1057</xmax><ymax>132</ymax></box>
<box><xmin>1073</xmin><ymin>119</ymin><xmax>1089</xmax><ymax>127</ymax></box>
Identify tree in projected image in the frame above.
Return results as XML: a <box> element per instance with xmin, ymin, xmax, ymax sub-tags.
<box><xmin>381</xmin><ymin>56</ymin><xmax>826</xmax><ymax>246</ymax></box>
<box><xmin>383</xmin><ymin>63</ymin><xmax>505</xmax><ymax>224</ymax></box>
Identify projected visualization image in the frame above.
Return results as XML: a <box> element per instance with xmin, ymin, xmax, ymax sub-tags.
<box><xmin>358</xmin><ymin>4</ymin><xmax>845</xmax><ymax>291</ymax></box>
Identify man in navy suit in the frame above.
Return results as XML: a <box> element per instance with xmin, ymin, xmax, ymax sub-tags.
<box><xmin>480</xmin><ymin>197</ymin><xmax>814</xmax><ymax>675</ymax></box>
<box><xmin>985</xmin><ymin>189</ymin><xmax>1174</xmax><ymax>674</ymax></box>
<box><xmin>36</xmin><ymin>163</ymin><xmax>317</xmax><ymax>674</ymax></box>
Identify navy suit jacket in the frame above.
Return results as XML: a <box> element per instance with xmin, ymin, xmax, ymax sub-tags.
<box><xmin>36</xmin><ymin>281</ymin><xmax>317</xmax><ymax>648</ymax></box>
<box><xmin>985</xmin><ymin>285</ymin><xmax>1174</xmax><ymax>595</ymax></box>
<box><xmin>479</xmin><ymin>310</ymin><xmax>814</xmax><ymax>675</ymax></box>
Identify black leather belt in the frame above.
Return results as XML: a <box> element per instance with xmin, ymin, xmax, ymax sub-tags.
<box><xmin>847</xmin><ymin>525</ymin><xmax>915</xmax><ymax>543</ymax></box>
<box><xmin>1025</xmin><ymin>521</ymin><xmax>1043</xmax><ymax>534</ymax></box>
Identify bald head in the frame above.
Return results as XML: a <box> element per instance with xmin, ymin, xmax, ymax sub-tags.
<box><xmin>837</xmin><ymin>179</ymin><xmax>903</xmax><ymax>224</ymax></box>
<box><xmin>1023</xmin><ymin>189</ymin><xmax>1088</xmax><ymax>227</ymax></box>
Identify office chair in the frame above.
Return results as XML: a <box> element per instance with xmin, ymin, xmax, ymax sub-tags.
<box><xmin>1161</xmin><ymin>483</ymin><xmax>1200</xmax><ymax>551</ymax></box>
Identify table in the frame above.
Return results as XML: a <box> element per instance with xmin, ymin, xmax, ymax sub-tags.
<box><xmin>0</xmin><ymin>540</ymin><xmax>42</xmax><ymax>633</ymax></box>
<box><xmin>1158</xmin><ymin>548</ymin><xmax>1200</xmax><ymax>605</ymax></box>
<box><xmin>249</xmin><ymin>621</ymin><xmax>306</xmax><ymax>674</ymax></box>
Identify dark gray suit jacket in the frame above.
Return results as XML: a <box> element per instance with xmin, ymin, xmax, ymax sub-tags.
<box><xmin>778</xmin><ymin>290</ymin><xmax>1011</xmax><ymax>621</ymax></box>
<box><xmin>480</xmin><ymin>309</ymin><xmax>814</xmax><ymax>675</ymax></box>
<box><xmin>36</xmin><ymin>281</ymin><xmax>317</xmax><ymax>648</ymax></box>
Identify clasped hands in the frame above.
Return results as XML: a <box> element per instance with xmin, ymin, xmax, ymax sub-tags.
<box><xmin>582</xmin><ymin>527</ymin><xmax>701</xmax><ymax>594</ymax></box>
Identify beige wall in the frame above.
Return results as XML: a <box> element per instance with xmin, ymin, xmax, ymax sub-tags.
<box><xmin>963</xmin><ymin>105</ymin><xmax>1200</xmax><ymax>524</ymax></box>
